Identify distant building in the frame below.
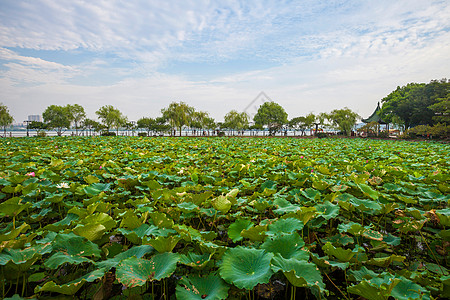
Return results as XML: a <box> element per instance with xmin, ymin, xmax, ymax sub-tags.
<box><xmin>28</xmin><ymin>115</ymin><xmax>41</xmax><ymax>122</ymax></box>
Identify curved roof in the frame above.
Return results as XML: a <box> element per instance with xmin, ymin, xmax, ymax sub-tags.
<box><xmin>362</xmin><ymin>102</ymin><xmax>388</xmax><ymax>124</ymax></box>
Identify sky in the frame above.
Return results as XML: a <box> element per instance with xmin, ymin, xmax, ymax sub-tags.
<box><xmin>0</xmin><ymin>0</ymin><xmax>449</xmax><ymax>123</ymax></box>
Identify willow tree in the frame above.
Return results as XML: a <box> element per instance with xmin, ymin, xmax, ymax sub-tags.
<box><xmin>0</xmin><ymin>103</ymin><xmax>14</xmax><ymax>136</ymax></box>
<box><xmin>161</xmin><ymin>101</ymin><xmax>194</xmax><ymax>136</ymax></box>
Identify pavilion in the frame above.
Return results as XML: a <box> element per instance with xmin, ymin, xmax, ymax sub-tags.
<box><xmin>361</xmin><ymin>102</ymin><xmax>389</xmax><ymax>135</ymax></box>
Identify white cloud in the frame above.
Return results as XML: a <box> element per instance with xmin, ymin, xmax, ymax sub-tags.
<box><xmin>0</xmin><ymin>0</ymin><xmax>449</xmax><ymax>123</ymax></box>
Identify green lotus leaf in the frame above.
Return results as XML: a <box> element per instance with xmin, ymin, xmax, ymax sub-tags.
<box><xmin>44</xmin><ymin>213</ymin><xmax>79</xmax><ymax>231</ymax></box>
<box><xmin>219</xmin><ymin>247</ymin><xmax>274</xmax><ymax>290</ymax></box>
<box><xmin>97</xmin><ymin>245</ymin><xmax>154</xmax><ymax>270</ymax></box>
<box><xmin>44</xmin><ymin>252</ymin><xmax>93</xmax><ymax>269</ymax></box>
<box><xmin>35</xmin><ymin>269</ymin><xmax>105</xmax><ymax>295</ymax></box>
<box><xmin>0</xmin><ymin>243</ymin><xmax>52</xmax><ymax>267</ymax></box>
<box><xmin>212</xmin><ymin>195</ymin><xmax>232</xmax><ymax>213</ymax></box>
<box><xmin>177</xmin><ymin>201</ymin><xmax>198</xmax><ymax>211</ymax></box>
<box><xmin>321</xmin><ymin>233</ymin><xmax>354</xmax><ymax>246</ymax></box>
<box><xmin>0</xmin><ymin>197</ymin><xmax>32</xmax><ymax>217</ymax></box>
<box><xmin>271</xmin><ymin>255</ymin><xmax>325</xmax><ymax>290</ymax></box>
<box><xmin>240</xmin><ymin>225</ymin><xmax>267</xmax><ymax>241</ymax></box>
<box><xmin>310</xmin><ymin>253</ymin><xmax>350</xmax><ymax>270</ymax></box>
<box><xmin>348</xmin><ymin>276</ymin><xmax>400</xmax><ymax>300</ymax></box>
<box><xmin>73</xmin><ymin>223</ymin><xmax>106</xmax><ymax>241</ymax></box>
<box><xmin>142</xmin><ymin>179</ymin><xmax>162</xmax><ymax>190</ymax></box>
<box><xmin>261</xmin><ymin>232</ymin><xmax>307</xmax><ymax>260</ymax></box>
<box><xmin>322</xmin><ymin>242</ymin><xmax>356</xmax><ymax>262</ymax></box>
<box><xmin>179</xmin><ymin>252</ymin><xmax>213</xmax><ymax>268</ymax></box>
<box><xmin>0</xmin><ymin>222</ymin><xmax>30</xmax><ymax>242</ymax></box>
<box><xmin>145</xmin><ymin>235</ymin><xmax>180</xmax><ymax>253</ymax></box>
<box><xmin>338</xmin><ymin>221</ymin><xmax>366</xmax><ymax>236</ymax></box>
<box><xmin>150</xmin><ymin>212</ymin><xmax>174</xmax><ymax>228</ymax></box>
<box><xmin>390</xmin><ymin>277</ymin><xmax>430</xmax><ymax>300</ymax></box>
<box><xmin>228</xmin><ymin>219</ymin><xmax>253</xmax><ymax>242</ymax></box>
<box><xmin>116</xmin><ymin>252</ymin><xmax>180</xmax><ymax>287</ymax></box>
<box><xmin>273</xmin><ymin>198</ymin><xmax>300</xmax><ymax>214</ymax></box>
<box><xmin>366</xmin><ymin>254</ymin><xmax>405</xmax><ymax>267</ymax></box>
<box><xmin>348</xmin><ymin>266</ymin><xmax>379</xmax><ymax>281</ymax></box>
<box><xmin>315</xmin><ymin>201</ymin><xmax>340</xmax><ymax>220</ymax></box>
<box><xmin>119</xmin><ymin>211</ymin><xmax>143</xmax><ymax>229</ymax></box>
<box><xmin>436</xmin><ymin>208</ymin><xmax>450</xmax><ymax>226</ymax></box>
<box><xmin>81</xmin><ymin>212</ymin><xmax>116</xmax><ymax>231</ymax></box>
<box><xmin>358</xmin><ymin>183</ymin><xmax>379</xmax><ymax>200</ymax></box>
<box><xmin>312</xmin><ymin>180</ymin><xmax>329</xmax><ymax>191</ymax></box>
<box><xmin>84</xmin><ymin>174</ymin><xmax>100</xmax><ymax>184</ymax></box>
<box><xmin>266</xmin><ymin>218</ymin><xmax>304</xmax><ymax>236</ymax></box>
<box><xmin>349</xmin><ymin>197</ymin><xmax>382</xmax><ymax>213</ymax></box>
<box><xmin>83</xmin><ymin>183</ymin><xmax>110</xmax><ymax>196</ymax></box>
<box><xmin>382</xmin><ymin>233</ymin><xmax>401</xmax><ymax>246</ymax></box>
<box><xmin>53</xmin><ymin>232</ymin><xmax>101</xmax><ymax>257</ymax></box>
<box><xmin>176</xmin><ymin>274</ymin><xmax>230</xmax><ymax>300</ymax></box>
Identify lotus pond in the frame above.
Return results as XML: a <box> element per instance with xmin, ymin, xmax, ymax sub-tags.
<box><xmin>0</xmin><ymin>137</ymin><xmax>449</xmax><ymax>300</ymax></box>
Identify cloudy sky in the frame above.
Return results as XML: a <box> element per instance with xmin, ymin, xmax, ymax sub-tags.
<box><xmin>1</xmin><ymin>0</ymin><xmax>449</xmax><ymax>123</ymax></box>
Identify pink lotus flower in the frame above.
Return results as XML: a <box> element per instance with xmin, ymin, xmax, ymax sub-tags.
<box><xmin>300</xmin><ymin>156</ymin><xmax>304</xmax><ymax>159</ymax></box>
<box><xmin>26</xmin><ymin>172</ymin><xmax>35</xmax><ymax>177</ymax></box>
<box><xmin>99</xmin><ymin>166</ymin><xmax>103</xmax><ymax>169</ymax></box>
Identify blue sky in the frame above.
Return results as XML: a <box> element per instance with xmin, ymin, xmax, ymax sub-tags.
<box><xmin>1</xmin><ymin>0</ymin><xmax>449</xmax><ymax>123</ymax></box>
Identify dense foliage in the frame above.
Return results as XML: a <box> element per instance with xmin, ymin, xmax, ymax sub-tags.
<box><xmin>380</xmin><ymin>79</ymin><xmax>449</xmax><ymax>129</ymax></box>
<box><xmin>0</xmin><ymin>137</ymin><xmax>449</xmax><ymax>299</ymax></box>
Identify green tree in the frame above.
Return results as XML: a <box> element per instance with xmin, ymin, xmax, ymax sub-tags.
<box><xmin>66</xmin><ymin>104</ymin><xmax>86</xmax><ymax>136</ymax></box>
<box><xmin>0</xmin><ymin>103</ymin><xmax>14</xmax><ymax>136</ymax></box>
<box><xmin>253</xmin><ymin>102</ymin><xmax>288</xmax><ymax>136</ymax></box>
<box><xmin>153</xmin><ymin>117</ymin><xmax>171</xmax><ymax>135</ymax></box>
<box><xmin>42</xmin><ymin>105</ymin><xmax>71</xmax><ymax>136</ymax></box>
<box><xmin>137</xmin><ymin>117</ymin><xmax>155</xmax><ymax>136</ymax></box>
<box><xmin>428</xmin><ymin>95</ymin><xmax>449</xmax><ymax>125</ymax></box>
<box><xmin>224</xmin><ymin>110</ymin><xmax>249</xmax><ymax>135</ymax></box>
<box><xmin>328</xmin><ymin>107</ymin><xmax>360</xmax><ymax>136</ymax></box>
<box><xmin>82</xmin><ymin>118</ymin><xmax>102</xmax><ymax>136</ymax></box>
<box><xmin>289</xmin><ymin>113</ymin><xmax>315</xmax><ymax>136</ymax></box>
<box><xmin>380</xmin><ymin>79</ymin><xmax>449</xmax><ymax>129</ymax></box>
<box><xmin>161</xmin><ymin>102</ymin><xmax>194</xmax><ymax>136</ymax></box>
<box><xmin>95</xmin><ymin>105</ymin><xmax>123</xmax><ymax>133</ymax></box>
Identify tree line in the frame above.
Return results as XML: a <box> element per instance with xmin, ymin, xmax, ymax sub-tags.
<box><xmin>0</xmin><ymin>78</ymin><xmax>447</xmax><ymax>137</ymax></box>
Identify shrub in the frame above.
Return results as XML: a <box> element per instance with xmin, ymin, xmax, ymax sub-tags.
<box><xmin>316</xmin><ymin>132</ymin><xmax>327</xmax><ymax>138</ymax></box>
<box><xmin>36</xmin><ymin>131</ymin><xmax>46</xmax><ymax>137</ymax></box>
<box><xmin>138</xmin><ymin>132</ymin><xmax>147</xmax><ymax>137</ymax></box>
<box><xmin>101</xmin><ymin>131</ymin><xmax>116</xmax><ymax>136</ymax></box>
<box><xmin>218</xmin><ymin>131</ymin><xmax>225</xmax><ymax>137</ymax></box>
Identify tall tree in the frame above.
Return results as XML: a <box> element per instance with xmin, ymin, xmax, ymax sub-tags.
<box><xmin>380</xmin><ymin>79</ymin><xmax>449</xmax><ymax>129</ymax></box>
<box><xmin>95</xmin><ymin>105</ymin><xmax>123</xmax><ymax>133</ymax></box>
<box><xmin>253</xmin><ymin>102</ymin><xmax>288</xmax><ymax>136</ymax></box>
<box><xmin>289</xmin><ymin>113</ymin><xmax>315</xmax><ymax>136</ymax></box>
<box><xmin>42</xmin><ymin>105</ymin><xmax>71</xmax><ymax>136</ymax></box>
<box><xmin>0</xmin><ymin>103</ymin><xmax>14</xmax><ymax>136</ymax></box>
<box><xmin>82</xmin><ymin>118</ymin><xmax>102</xmax><ymax>136</ymax></box>
<box><xmin>224</xmin><ymin>110</ymin><xmax>249</xmax><ymax>135</ymax></box>
<box><xmin>328</xmin><ymin>107</ymin><xmax>360</xmax><ymax>136</ymax></box>
<box><xmin>66</xmin><ymin>104</ymin><xmax>86</xmax><ymax>136</ymax></box>
<box><xmin>161</xmin><ymin>102</ymin><xmax>194</xmax><ymax>136</ymax></box>
<box><xmin>428</xmin><ymin>95</ymin><xmax>449</xmax><ymax>124</ymax></box>
<box><xmin>137</xmin><ymin>117</ymin><xmax>155</xmax><ymax>136</ymax></box>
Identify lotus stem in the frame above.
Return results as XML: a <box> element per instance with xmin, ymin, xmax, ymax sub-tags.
<box><xmin>419</xmin><ymin>231</ymin><xmax>444</xmax><ymax>274</ymax></box>
<box><xmin>324</xmin><ymin>271</ymin><xmax>349</xmax><ymax>300</ymax></box>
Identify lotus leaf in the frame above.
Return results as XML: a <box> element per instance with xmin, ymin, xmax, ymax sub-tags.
<box><xmin>176</xmin><ymin>274</ymin><xmax>230</xmax><ymax>300</ymax></box>
<box><xmin>271</xmin><ymin>255</ymin><xmax>325</xmax><ymax>290</ymax></box>
<box><xmin>228</xmin><ymin>219</ymin><xmax>253</xmax><ymax>242</ymax></box>
<box><xmin>116</xmin><ymin>252</ymin><xmax>180</xmax><ymax>287</ymax></box>
<box><xmin>261</xmin><ymin>232</ymin><xmax>307</xmax><ymax>260</ymax></box>
<box><xmin>219</xmin><ymin>247</ymin><xmax>274</xmax><ymax>290</ymax></box>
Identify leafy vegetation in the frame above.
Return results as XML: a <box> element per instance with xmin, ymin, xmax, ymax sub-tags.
<box><xmin>0</xmin><ymin>136</ymin><xmax>449</xmax><ymax>299</ymax></box>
